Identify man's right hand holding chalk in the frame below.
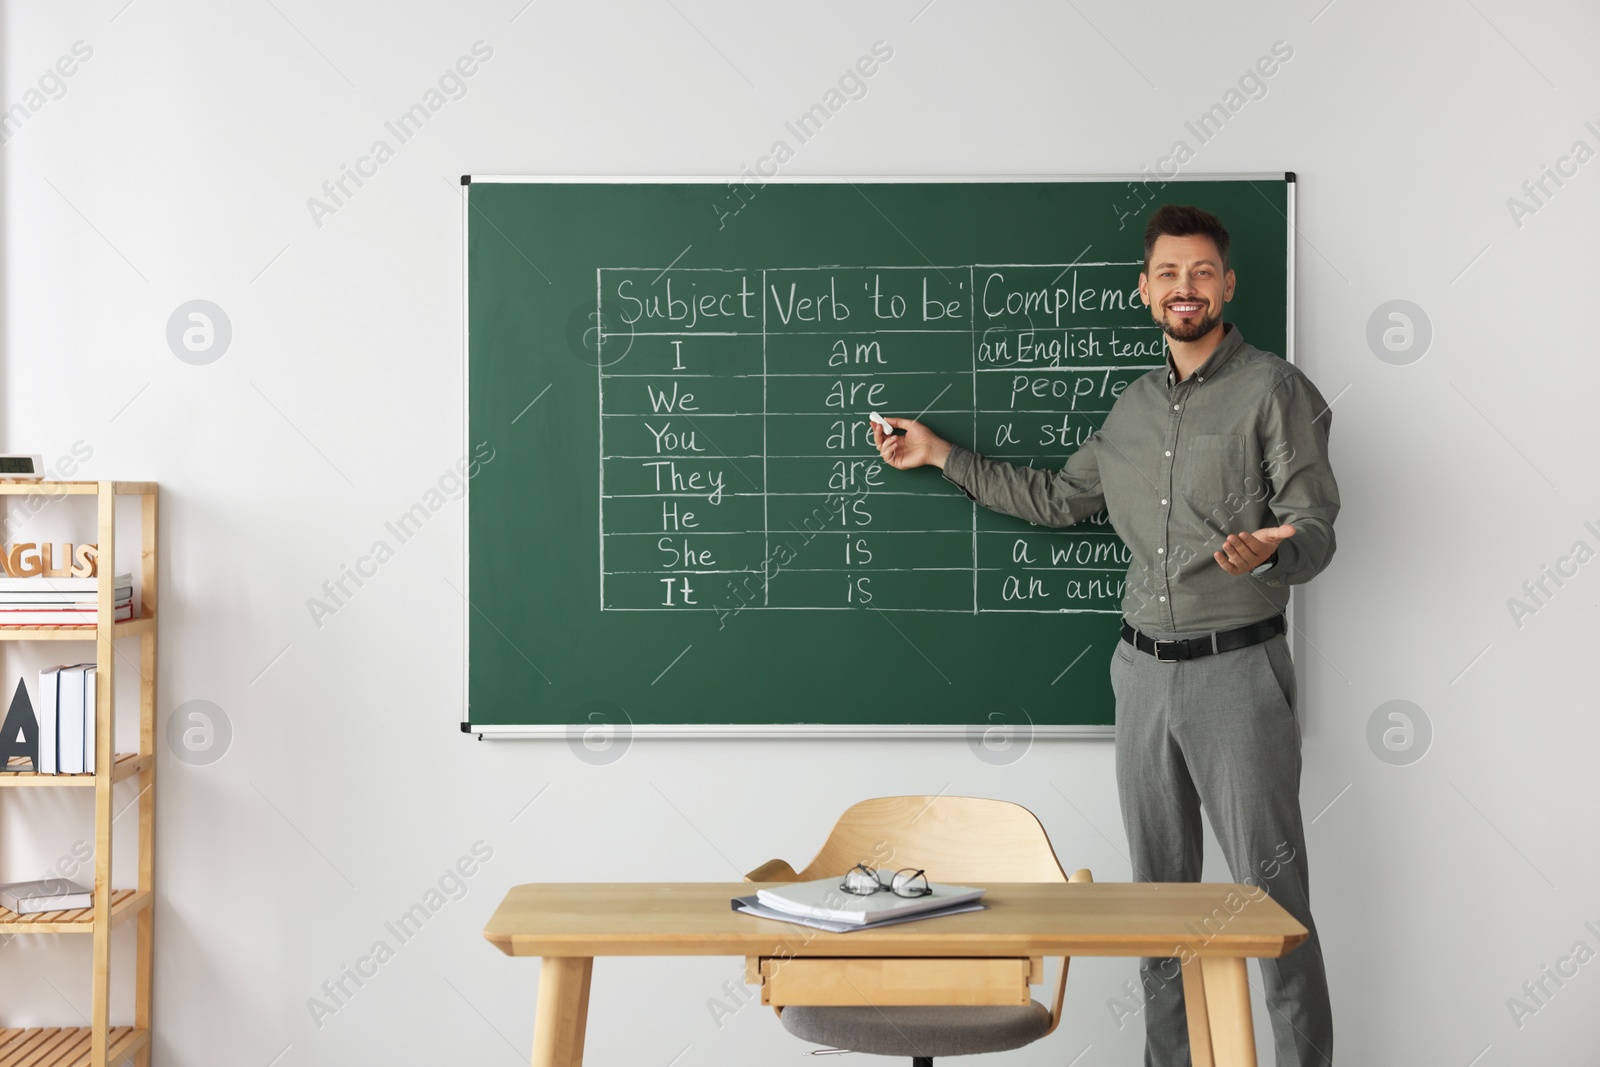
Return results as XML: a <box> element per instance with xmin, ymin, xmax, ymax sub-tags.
<box><xmin>872</xmin><ymin>416</ymin><xmax>952</xmax><ymax>471</ymax></box>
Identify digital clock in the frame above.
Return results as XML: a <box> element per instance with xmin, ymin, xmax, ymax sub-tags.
<box><xmin>0</xmin><ymin>455</ymin><xmax>45</xmax><ymax>480</ymax></box>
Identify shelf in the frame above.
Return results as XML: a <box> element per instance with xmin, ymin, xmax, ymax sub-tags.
<box><xmin>0</xmin><ymin>481</ymin><xmax>155</xmax><ymax>496</ymax></box>
<box><xmin>0</xmin><ymin>478</ymin><xmax>158</xmax><ymax>1066</ymax></box>
<box><xmin>0</xmin><ymin>753</ymin><xmax>150</xmax><ymax>787</ymax></box>
<box><xmin>0</xmin><ymin>889</ymin><xmax>148</xmax><ymax>934</ymax></box>
<box><xmin>0</xmin><ymin>1026</ymin><xmax>148</xmax><ymax>1066</ymax></box>
<box><xmin>0</xmin><ymin>614</ymin><xmax>154</xmax><ymax>641</ymax></box>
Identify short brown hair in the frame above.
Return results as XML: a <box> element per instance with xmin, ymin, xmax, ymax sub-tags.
<box><xmin>1143</xmin><ymin>204</ymin><xmax>1230</xmax><ymax>276</ymax></box>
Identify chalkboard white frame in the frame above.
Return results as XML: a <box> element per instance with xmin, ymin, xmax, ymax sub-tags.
<box><xmin>460</xmin><ymin>173</ymin><xmax>1297</xmax><ymax>739</ymax></box>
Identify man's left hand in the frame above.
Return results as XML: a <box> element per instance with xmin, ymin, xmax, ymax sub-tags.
<box><xmin>1214</xmin><ymin>525</ymin><xmax>1296</xmax><ymax>576</ymax></box>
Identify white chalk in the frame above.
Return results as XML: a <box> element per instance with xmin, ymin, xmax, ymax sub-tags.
<box><xmin>869</xmin><ymin>411</ymin><xmax>906</xmax><ymax>437</ymax></box>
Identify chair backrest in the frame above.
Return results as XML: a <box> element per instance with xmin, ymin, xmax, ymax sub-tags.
<box><xmin>792</xmin><ymin>796</ymin><xmax>1068</xmax><ymax>884</ymax></box>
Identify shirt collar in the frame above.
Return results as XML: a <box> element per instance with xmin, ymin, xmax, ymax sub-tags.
<box><xmin>1165</xmin><ymin>322</ymin><xmax>1245</xmax><ymax>387</ymax></box>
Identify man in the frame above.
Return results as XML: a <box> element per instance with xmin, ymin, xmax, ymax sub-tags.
<box><xmin>873</xmin><ymin>204</ymin><xmax>1338</xmax><ymax>1067</ymax></box>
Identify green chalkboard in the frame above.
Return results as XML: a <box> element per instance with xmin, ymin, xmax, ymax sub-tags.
<box><xmin>464</xmin><ymin>176</ymin><xmax>1293</xmax><ymax>736</ymax></box>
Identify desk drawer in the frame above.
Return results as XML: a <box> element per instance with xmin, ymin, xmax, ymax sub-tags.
<box><xmin>757</xmin><ymin>957</ymin><xmax>1036</xmax><ymax>1007</ymax></box>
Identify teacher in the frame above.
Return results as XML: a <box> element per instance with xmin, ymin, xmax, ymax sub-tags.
<box><xmin>873</xmin><ymin>204</ymin><xmax>1338</xmax><ymax>1067</ymax></box>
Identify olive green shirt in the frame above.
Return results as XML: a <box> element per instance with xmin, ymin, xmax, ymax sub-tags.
<box><xmin>941</xmin><ymin>322</ymin><xmax>1340</xmax><ymax>633</ymax></box>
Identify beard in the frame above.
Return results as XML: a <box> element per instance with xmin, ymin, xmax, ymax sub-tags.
<box><xmin>1157</xmin><ymin>300</ymin><xmax>1222</xmax><ymax>343</ymax></box>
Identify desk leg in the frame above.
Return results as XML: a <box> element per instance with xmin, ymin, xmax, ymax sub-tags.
<box><xmin>1180</xmin><ymin>958</ymin><xmax>1216</xmax><ymax>1067</ymax></box>
<box><xmin>1198</xmin><ymin>957</ymin><xmax>1257</xmax><ymax>1067</ymax></box>
<box><xmin>531</xmin><ymin>956</ymin><xmax>593</xmax><ymax>1067</ymax></box>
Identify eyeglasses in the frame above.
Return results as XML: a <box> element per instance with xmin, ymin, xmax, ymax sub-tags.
<box><xmin>838</xmin><ymin>863</ymin><xmax>933</xmax><ymax>898</ymax></box>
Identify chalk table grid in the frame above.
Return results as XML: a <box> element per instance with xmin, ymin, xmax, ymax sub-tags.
<box><xmin>596</xmin><ymin>261</ymin><xmax>1165</xmax><ymax>616</ymax></box>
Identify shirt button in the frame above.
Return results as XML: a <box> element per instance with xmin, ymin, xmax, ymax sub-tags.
<box><xmin>1161</xmin><ymin>498</ymin><xmax>1168</xmax><ymax>506</ymax></box>
<box><xmin>1158</xmin><ymin>547</ymin><xmax>1165</xmax><ymax>554</ymax></box>
<box><xmin>1159</xmin><ymin>596</ymin><xmax>1167</xmax><ymax>602</ymax></box>
<box><xmin>1164</xmin><ymin>450</ymin><xmax>1172</xmax><ymax>457</ymax></box>
<box><xmin>1173</xmin><ymin>404</ymin><xmax>1180</xmax><ymax>410</ymax></box>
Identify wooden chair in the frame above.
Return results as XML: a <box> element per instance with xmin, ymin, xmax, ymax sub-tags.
<box><xmin>744</xmin><ymin>796</ymin><xmax>1092</xmax><ymax>1066</ymax></box>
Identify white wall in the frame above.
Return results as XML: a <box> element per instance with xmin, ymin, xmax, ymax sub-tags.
<box><xmin>3</xmin><ymin>1</ymin><xmax>1598</xmax><ymax>1064</ymax></box>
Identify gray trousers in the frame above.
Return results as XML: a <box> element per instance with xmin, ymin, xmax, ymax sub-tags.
<box><xmin>1110</xmin><ymin>621</ymin><xmax>1334</xmax><ymax>1067</ymax></box>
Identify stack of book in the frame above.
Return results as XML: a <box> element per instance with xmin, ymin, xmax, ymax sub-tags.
<box><xmin>732</xmin><ymin>876</ymin><xmax>987</xmax><ymax>933</ymax></box>
<box><xmin>34</xmin><ymin>664</ymin><xmax>100</xmax><ymax>774</ymax></box>
<box><xmin>0</xmin><ymin>573</ymin><xmax>133</xmax><ymax>626</ymax></box>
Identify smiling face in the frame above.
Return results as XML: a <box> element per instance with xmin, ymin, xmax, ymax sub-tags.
<box><xmin>1139</xmin><ymin>233</ymin><xmax>1236</xmax><ymax>344</ymax></box>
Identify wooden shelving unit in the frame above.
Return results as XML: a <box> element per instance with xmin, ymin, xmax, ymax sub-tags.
<box><xmin>0</xmin><ymin>482</ymin><xmax>156</xmax><ymax>1067</ymax></box>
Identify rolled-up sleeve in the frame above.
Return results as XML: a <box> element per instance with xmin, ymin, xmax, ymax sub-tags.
<box><xmin>1255</xmin><ymin>371</ymin><xmax>1340</xmax><ymax>586</ymax></box>
<box><xmin>941</xmin><ymin>436</ymin><xmax>1105</xmax><ymax>528</ymax></box>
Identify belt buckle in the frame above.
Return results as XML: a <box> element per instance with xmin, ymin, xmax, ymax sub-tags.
<box><xmin>1152</xmin><ymin>639</ymin><xmax>1180</xmax><ymax>663</ymax></box>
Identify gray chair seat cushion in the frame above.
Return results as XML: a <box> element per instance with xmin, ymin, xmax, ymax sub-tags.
<box><xmin>780</xmin><ymin>1001</ymin><xmax>1052</xmax><ymax>1058</ymax></box>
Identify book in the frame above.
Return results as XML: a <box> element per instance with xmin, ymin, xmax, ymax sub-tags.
<box><xmin>754</xmin><ymin>875</ymin><xmax>986</xmax><ymax>926</ymax></box>
<box><xmin>83</xmin><ymin>665</ymin><xmax>97</xmax><ymax>774</ymax></box>
<box><xmin>57</xmin><ymin>664</ymin><xmax>92</xmax><ymax>774</ymax></box>
<box><xmin>0</xmin><ymin>878</ymin><xmax>91</xmax><ymax>914</ymax></box>
<box><xmin>0</xmin><ymin>603</ymin><xmax>133</xmax><ymax>626</ymax></box>
<box><xmin>0</xmin><ymin>586</ymin><xmax>130</xmax><ymax>605</ymax></box>
<box><xmin>731</xmin><ymin>894</ymin><xmax>986</xmax><ymax>933</ymax></box>
<box><xmin>37</xmin><ymin>667</ymin><xmax>62</xmax><ymax>775</ymax></box>
<box><xmin>0</xmin><ymin>592</ymin><xmax>130</xmax><ymax>606</ymax></box>
<box><xmin>0</xmin><ymin>572</ymin><xmax>132</xmax><ymax>593</ymax></box>
<box><xmin>0</xmin><ymin>585</ymin><xmax>130</xmax><ymax>601</ymax></box>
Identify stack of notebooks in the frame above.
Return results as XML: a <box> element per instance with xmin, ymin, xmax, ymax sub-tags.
<box><xmin>31</xmin><ymin>664</ymin><xmax>101</xmax><ymax>774</ymax></box>
<box><xmin>0</xmin><ymin>573</ymin><xmax>133</xmax><ymax>626</ymax></box>
<box><xmin>732</xmin><ymin>876</ymin><xmax>986</xmax><ymax>933</ymax></box>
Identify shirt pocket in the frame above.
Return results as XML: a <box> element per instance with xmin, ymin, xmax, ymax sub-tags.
<box><xmin>1180</xmin><ymin>433</ymin><xmax>1245</xmax><ymax>510</ymax></box>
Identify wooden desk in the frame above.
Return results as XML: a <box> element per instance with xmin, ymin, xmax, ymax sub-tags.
<box><xmin>485</xmin><ymin>882</ymin><xmax>1307</xmax><ymax>1067</ymax></box>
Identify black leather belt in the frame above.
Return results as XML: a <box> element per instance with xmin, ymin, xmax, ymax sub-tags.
<box><xmin>1121</xmin><ymin>614</ymin><xmax>1286</xmax><ymax>663</ymax></box>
